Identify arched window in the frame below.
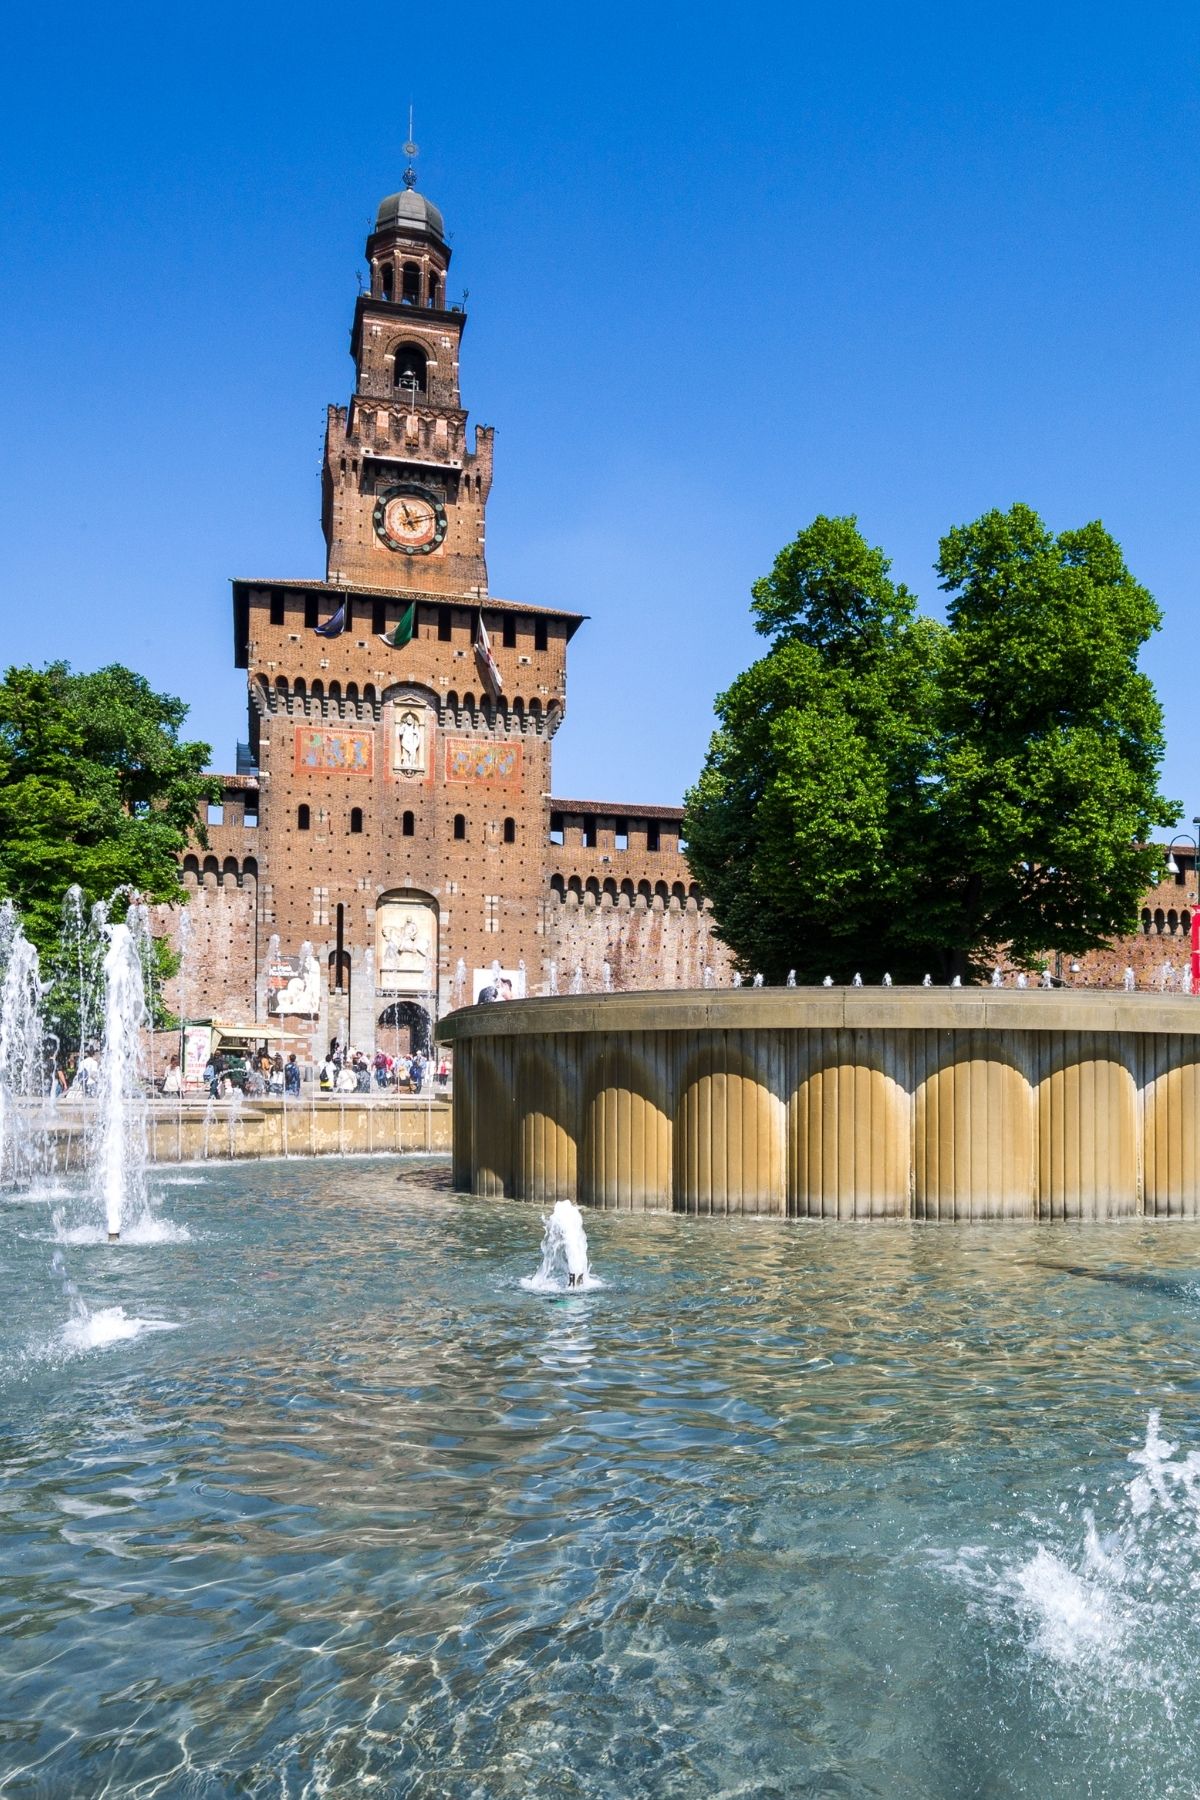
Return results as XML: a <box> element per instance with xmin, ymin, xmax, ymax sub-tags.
<box><xmin>297</xmin><ymin>804</ymin><xmax>310</xmax><ymax>831</ymax></box>
<box><xmin>1154</xmin><ymin>908</ymin><xmax>1166</xmax><ymax>934</ymax></box>
<box><xmin>401</xmin><ymin>261</ymin><xmax>421</xmax><ymax>303</ymax></box>
<box><xmin>393</xmin><ymin>342</ymin><xmax>428</xmax><ymax>396</ymax></box>
<box><xmin>550</xmin><ymin>873</ymin><xmax>566</xmax><ymax>896</ymax></box>
<box><xmin>1141</xmin><ymin>908</ymin><xmax>1152</xmax><ymax>934</ymax></box>
<box><xmin>453</xmin><ymin>814</ymin><xmax>466</xmax><ymax>840</ymax></box>
<box><xmin>350</xmin><ymin>807</ymin><xmax>363</xmax><ymax>834</ymax></box>
<box><xmin>379</xmin><ymin>262</ymin><xmax>394</xmax><ymax>302</ymax></box>
<box><xmin>402</xmin><ymin>810</ymin><xmax>415</xmax><ymax>837</ymax></box>
<box><xmin>503</xmin><ymin>816</ymin><xmax>516</xmax><ymax>844</ymax></box>
<box><xmin>1168</xmin><ymin>908</ymin><xmax>1179</xmax><ymax>936</ymax></box>
<box><xmin>427</xmin><ymin>268</ymin><xmax>441</xmax><ymax>307</ymax></box>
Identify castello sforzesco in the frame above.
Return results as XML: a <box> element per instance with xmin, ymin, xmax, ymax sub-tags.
<box><xmin>161</xmin><ymin>168</ymin><xmax>731</xmax><ymax>1053</ymax></box>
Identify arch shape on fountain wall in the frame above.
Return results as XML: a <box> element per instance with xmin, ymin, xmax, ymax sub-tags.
<box><xmin>1142</xmin><ymin>1032</ymin><xmax>1200</xmax><ymax>1217</ymax></box>
<box><xmin>514</xmin><ymin>1040</ymin><xmax>578</xmax><ymax>1203</ymax></box>
<box><xmin>913</xmin><ymin>1035</ymin><xmax>1036</xmax><ymax>1220</ymax></box>
<box><xmin>1035</xmin><ymin>1034</ymin><xmax>1138</xmax><ymax>1219</ymax></box>
<box><xmin>469</xmin><ymin>1039</ymin><xmax>517</xmax><ymax>1198</ymax></box>
<box><xmin>673</xmin><ymin>1035</ymin><xmax>787</xmax><ymax>1216</ymax></box>
<box><xmin>579</xmin><ymin>1033</ymin><xmax>673</xmax><ymax>1210</ymax></box>
<box><xmin>790</xmin><ymin>1032</ymin><xmax>910</xmax><ymax>1219</ymax></box>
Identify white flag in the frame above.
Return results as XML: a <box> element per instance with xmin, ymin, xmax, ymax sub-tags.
<box><xmin>475</xmin><ymin>614</ymin><xmax>504</xmax><ymax>694</ymax></box>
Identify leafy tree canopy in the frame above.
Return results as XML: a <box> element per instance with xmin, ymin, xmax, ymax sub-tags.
<box><xmin>684</xmin><ymin>507</ymin><xmax>1177</xmax><ymax>983</ymax></box>
<box><xmin>0</xmin><ymin>661</ymin><xmax>217</xmax><ymax>962</ymax></box>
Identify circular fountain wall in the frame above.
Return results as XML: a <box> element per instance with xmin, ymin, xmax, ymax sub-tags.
<box><xmin>438</xmin><ymin>988</ymin><xmax>1200</xmax><ymax>1220</ymax></box>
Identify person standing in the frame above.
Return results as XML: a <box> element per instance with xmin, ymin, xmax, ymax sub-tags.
<box><xmin>285</xmin><ymin>1054</ymin><xmax>301</xmax><ymax>1097</ymax></box>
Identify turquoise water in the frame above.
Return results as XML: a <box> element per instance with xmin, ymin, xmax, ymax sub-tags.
<box><xmin>4</xmin><ymin>1159</ymin><xmax>1200</xmax><ymax>1798</ymax></box>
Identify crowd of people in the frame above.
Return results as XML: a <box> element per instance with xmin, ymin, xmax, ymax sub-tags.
<box><xmin>316</xmin><ymin>1039</ymin><xmax>449</xmax><ymax>1095</ymax></box>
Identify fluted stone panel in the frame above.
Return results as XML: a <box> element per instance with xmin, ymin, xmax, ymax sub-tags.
<box><xmin>1141</xmin><ymin>1035</ymin><xmax>1200</xmax><ymax>1218</ymax></box>
<box><xmin>674</xmin><ymin>1035</ymin><xmax>786</xmax><ymax>1215</ymax></box>
<box><xmin>1037</xmin><ymin>1036</ymin><xmax>1137</xmax><ymax>1220</ymax></box>
<box><xmin>914</xmin><ymin>1037</ymin><xmax>1036</xmax><ymax>1220</ymax></box>
<box><xmin>580</xmin><ymin>1034</ymin><xmax>673</xmax><ymax>1210</ymax></box>
<box><xmin>438</xmin><ymin>990</ymin><xmax>1200</xmax><ymax>1220</ymax></box>
<box><xmin>515</xmin><ymin>1038</ymin><xmax>577</xmax><ymax>1203</ymax></box>
<box><xmin>789</xmin><ymin>1033</ymin><xmax>910</xmax><ymax>1218</ymax></box>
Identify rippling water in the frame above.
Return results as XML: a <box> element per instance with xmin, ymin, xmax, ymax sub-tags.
<box><xmin>4</xmin><ymin>1160</ymin><xmax>1200</xmax><ymax>1797</ymax></box>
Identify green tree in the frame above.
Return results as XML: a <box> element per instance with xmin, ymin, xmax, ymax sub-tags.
<box><xmin>0</xmin><ymin>661</ymin><xmax>217</xmax><ymax>963</ymax></box>
<box><xmin>684</xmin><ymin>507</ymin><xmax>1176</xmax><ymax>982</ymax></box>
<box><xmin>684</xmin><ymin>517</ymin><xmax>941</xmax><ymax>982</ymax></box>
<box><xmin>917</xmin><ymin>504</ymin><xmax>1177</xmax><ymax>978</ymax></box>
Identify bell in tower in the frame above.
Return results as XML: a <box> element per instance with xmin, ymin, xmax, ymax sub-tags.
<box><xmin>321</xmin><ymin>136</ymin><xmax>494</xmax><ymax>599</ymax></box>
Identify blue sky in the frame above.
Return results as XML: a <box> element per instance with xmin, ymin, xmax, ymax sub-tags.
<box><xmin>2</xmin><ymin>2</ymin><xmax>1198</xmax><ymax>819</ymax></box>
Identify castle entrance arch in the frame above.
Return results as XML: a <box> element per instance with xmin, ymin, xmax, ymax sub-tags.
<box><xmin>378</xmin><ymin>1001</ymin><xmax>432</xmax><ymax>1057</ymax></box>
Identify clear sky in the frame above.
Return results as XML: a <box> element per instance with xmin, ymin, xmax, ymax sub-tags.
<box><xmin>2</xmin><ymin>2</ymin><xmax>1198</xmax><ymax>822</ymax></box>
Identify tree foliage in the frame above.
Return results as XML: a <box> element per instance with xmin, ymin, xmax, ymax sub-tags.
<box><xmin>0</xmin><ymin>662</ymin><xmax>217</xmax><ymax>962</ymax></box>
<box><xmin>684</xmin><ymin>508</ymin><xmax>1177</xmax><ymax>982</ymax></box>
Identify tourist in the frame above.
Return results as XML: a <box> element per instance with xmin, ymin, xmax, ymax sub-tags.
<box><xmin>77</xmin><ymin>1044</ymin><xmax>100</xmax><ymax>1097</ymax></box>
<box><xmin>245</xmin><ymin>1065</ymin><xmax>265</xmax><ymax>1098</ymax></box>
<box><xmin>354</xmin><ymin>1053</ymin><xmax>371</xmax><ymax>1093</ymax></box>
<box><xmin>204</xmin><ymin>1056</ymin><xmax>218</xmax><ymax>1098</ymax></box>
<box><xmin>436</xmin><ymin>1056</ymin><xmax>449</xmax><ymax>1088</ymax></box>
<box><xmin>319</xmin><ymin>1055</ymin><xmax>335</xmax><ymax>1092</ymax></box>
<box><xmin>284</xmin><ymin>1054</ymin><xmax>301</xmax><ymax>1097</ymax></box>
<box><xmin>396</xmin><ymin>1053</ymin><xmax>412</xmax><ymax>1089</ymax></box>
<box><xmin>336</xmin><ymin>1062</ymin><xmax>358</xmax><ymax>1094</ymax></box>
<box><xmin>410</xmin><ymin>1051</ymin><xmax>426</xmax><ymax>1095</ymax></box>
<box><xmin>373</xmin><ymin>1049</ymin><xmax>392</xmax><ymax>1089</ymax></box>
<box><xmin>269</xmin><ymin>1055</ymin><xmax>285</xmax><ymax>1096</ymax></box>
<box><xmin>163</xmin><ymin>1055</ymin><xmax>182</xmax><ymax>1095</ymax></box>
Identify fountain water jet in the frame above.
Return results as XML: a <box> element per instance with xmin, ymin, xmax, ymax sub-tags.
<box><xmin>96</xmin><ymin>922</ymin><xmax>150</xmax><ymax>1242</ymax></box>
<box><xmin>522</xmin><ymin>1199</ymin><xmax>596</xmax><ymax>1291</ymax></box>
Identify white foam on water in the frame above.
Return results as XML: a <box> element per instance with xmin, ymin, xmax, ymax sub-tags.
<box><xmin>55</xmin><ymin>1217</ymin><xmax>193</xmax><ymax>1246</ymax></box>
<box><xmin>942</xmin><ymin>1411</ymin><xmax>1200</xmax><ymax>1705</ymax></box>
<box><xmin>60</xmin><ymin>1306</ymin><xmax>179</xmax><ymax>1352</ymax></box>
<box><xmin>521</xmin><ymin>1198</ymin><xmax>604</xmax><ymax>1292</ymax></box>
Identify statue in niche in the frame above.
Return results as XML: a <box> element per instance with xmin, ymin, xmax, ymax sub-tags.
<box><xmin>393</xmin><ymin>708</ymin><xmax>426</xmax><ymax>775</ymax></box>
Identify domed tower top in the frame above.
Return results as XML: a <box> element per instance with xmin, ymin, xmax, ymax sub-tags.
<box><xmin>374</xmin><ymin>181</ymin><xmax>447</xmax><ymax>248</ymax></box>
<box><xmin>365</xmin><ymin>120</ymin><xmax>452</xmax><ymax>306</ymax></box>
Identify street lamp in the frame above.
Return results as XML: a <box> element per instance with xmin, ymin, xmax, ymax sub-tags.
<box><xmin>1165</xmin><ymin>827</ymin><xmax>1200</xmax><ymax>903</ymax></box>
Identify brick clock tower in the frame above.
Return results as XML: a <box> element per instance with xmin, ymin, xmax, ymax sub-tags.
<box><xmin>231</xmin><ymin>161</ymin><xmax>583</xmax><ymax>1054</ymax></box>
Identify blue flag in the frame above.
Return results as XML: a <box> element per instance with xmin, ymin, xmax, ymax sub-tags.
<box><xmin>314</xmin><ymin>602</ymin><xmax>346</xmax><ymax>638</ymax></box>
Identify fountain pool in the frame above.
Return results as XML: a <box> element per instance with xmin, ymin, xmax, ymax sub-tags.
<box><xmin>4</xmin><ymin>1157</ymin><xmax>1200</xmax><ymax>1797</ymax></box>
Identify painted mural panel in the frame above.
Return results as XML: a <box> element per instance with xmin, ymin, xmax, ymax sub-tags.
<box><xmin>445</xmin><ymin>740</ymin><xmax>521</xmax><ymax>783</ymax></box>
<box><xmin>294</xmin><ymin>727</ymin><xmax>374</xmax><ymax>775</ymax></box>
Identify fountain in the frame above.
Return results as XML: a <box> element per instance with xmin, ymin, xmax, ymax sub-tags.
<box><xmin>522</xmin><ymin>1198</ymin><xmax>594</xmax><ymax>1291</ymax></box>
<box><xmin>453</xmin><ymin>957</ymin><xmax>468</xmax><ymax>1007</ymax></box>
<box><xmin>547</xmin><ymin>958</ymin><xmax>558</xmax><ymax>996</ymax></box>
<box><xmin>752</xmin><ymin>972</ymin><xmax>764</xmax><ymax>988</ymax></box>
<box><xmin>786</xmin><ymin>970</ymin><xmax>796</xmax><ymax>987</ymax></box>
<box><xmin>95</xmin><ymin>921</ymin><xmax>150</xmax><ymax>1242</ymax></box>
<box><xmin>0</xmin><ymin>905</ymin><xmax>52</xmax><ymax>1189</ymax></box>
<box><xmin>569</xmin><ymin>963</ymin><xmax>585</xmax><ymax>996</ymax></box>
<box><xmin>991</xmin><ymin>969</ymin><xmax>1003</xmax><ymax>987</ymax></box>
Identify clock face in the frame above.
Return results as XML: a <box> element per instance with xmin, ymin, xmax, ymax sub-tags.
<box><xmin>373</xmin><ymin>484</ymin><xmax>447</xmax><ymax>555</ymax></box>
